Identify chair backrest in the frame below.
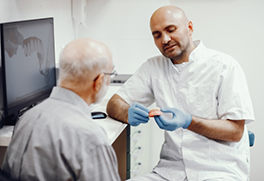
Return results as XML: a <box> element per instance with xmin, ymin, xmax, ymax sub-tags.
<box><xmin>248</xmin><ymin>130</ymin><xmax>255</xmax><ymax>147</ymax></box>
<box><xmin>0</xmin><ymin>169</ymin><xmax>14</xmax><ymax>181</ymax></box>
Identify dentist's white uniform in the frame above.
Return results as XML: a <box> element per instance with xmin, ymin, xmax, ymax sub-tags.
<box><xmin>118</xmin><ymin>41</ymin><xmax>255</xmax><ymax>181</ymax></box>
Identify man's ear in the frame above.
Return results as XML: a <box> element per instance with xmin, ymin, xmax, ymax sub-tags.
<box><xmin>93</xmin><ymin>73</ymin><xmax>104</xmax><ymax>92</ymax></box>
<box><xmin>188</xmin><ymin>21</ymin><xmax>194</xmax><ymax>36</ymax></box>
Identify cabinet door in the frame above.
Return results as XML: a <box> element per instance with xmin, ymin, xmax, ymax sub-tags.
<box><xmin>129</xmin><ymin>103</ymin><xmax>164</xmax><ymax>178</ymax></box>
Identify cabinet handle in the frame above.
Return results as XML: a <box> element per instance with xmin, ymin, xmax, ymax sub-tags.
<box><xmin>131</xmin><ymin>162</ymin><xmax>143</xmax><ymax>175</ymax></box>
<box><xmin>131</xmin><ymin>130</ymin><xmax>143</xmax><ymax>142</ymax></box>
<box><xmin>131</xmin><ymin>146</ymin><xmax>143</xmax><ymax>159</ymax></box>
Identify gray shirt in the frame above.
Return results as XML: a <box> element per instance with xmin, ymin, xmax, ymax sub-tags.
<box><xmin>2</xmin><ymin>87</ymin><xmax>121</xmax><ymax>181</ymax></box>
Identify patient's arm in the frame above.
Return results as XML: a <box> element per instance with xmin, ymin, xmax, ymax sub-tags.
<box><xmin>106</xmin><ymin>94</ymin><xmax>129</xmax><ymax>124</ymax></box>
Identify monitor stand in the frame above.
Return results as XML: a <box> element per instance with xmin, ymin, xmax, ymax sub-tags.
<box><xmin>0</xmin><ymin>104</ymin><xmax>34</xmax><ymax>128</ymax></box>
<box><xmin>1</xmin><ymin>111</ymin><xmax>20</xmax><ymax>127</ymax></box>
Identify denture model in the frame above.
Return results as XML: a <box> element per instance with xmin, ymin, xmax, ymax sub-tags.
<box><xmin>148</xmin><ymin>107</ymin><xmax>163</xmax><ymax>117</ymax></box>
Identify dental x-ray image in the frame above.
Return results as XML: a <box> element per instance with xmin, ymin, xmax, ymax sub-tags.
<box><xmin>3</xmin><ymin>19</ymin><xmax>56</xmax><ymax>107</ymax></box>
<box><xmin>4</xmin><ymin>22</ymin><xmax>53</xmax><ymax>84</ymax></box>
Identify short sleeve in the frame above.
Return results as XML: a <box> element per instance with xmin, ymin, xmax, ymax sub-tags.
<box><xmin>217</xmin><ymin>59</ymin><xmax>255</xmax><ymax>124</ymax></box>
<box><xmin>117</xmin><ymin>60</ymin><xmax>155</xmax><ymax>107</ymax></box>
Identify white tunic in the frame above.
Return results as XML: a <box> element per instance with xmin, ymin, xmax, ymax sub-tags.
<box><xmin>2</xmin><ymin>87</ymin><xmax>121</xmax><ymax>181</ymax></box>
<box><xmin>117</xmin><ymin>41</ymin><xmax>255</xmax><ymax>181</ymax></box>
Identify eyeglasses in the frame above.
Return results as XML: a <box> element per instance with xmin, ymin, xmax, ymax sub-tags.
<box><xmin>104</xmin><ymin>69</ymin><xmax>117</xmax><ymax>78</ymax></box>
<box><xmin>94</xmin><ymin>69</ymin><xmax>118</xmax><ymax>81</ymax></box>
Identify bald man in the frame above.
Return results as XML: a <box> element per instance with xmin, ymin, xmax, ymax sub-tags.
<box><xmin>2</xmin><ymin>38</ymin><xmax>121</xmax><ymax>181</ymax></box>
<box><xmin>107</xmin><ymin>6</ymin><xmax>254</xmax><ymax>181</ymax></box>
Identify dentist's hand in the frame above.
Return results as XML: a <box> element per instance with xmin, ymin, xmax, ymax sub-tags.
<box><xmin>128</xmin><ymin>103</ymin><xmax>149</xmax><ymax>126</ymax></box>
<box><xmin>154</xmin><ymin>107</ymin><xmax>192</xmax><ymax>131</ymax></box>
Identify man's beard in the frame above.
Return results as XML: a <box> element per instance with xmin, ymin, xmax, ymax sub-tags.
<box><xmin>162</xmin><ymin>40</ymin><xmax>189</xmax><ymax>63</ymax></box>
<box><xmin>94</xmin><ymin>79</ymin><xmax>109</xmax><ymax>104</ymax></box>
<box><xmin>166</xmin><ymin>49</ymin><xmax>186</xmax><ymax>64</ymax></box>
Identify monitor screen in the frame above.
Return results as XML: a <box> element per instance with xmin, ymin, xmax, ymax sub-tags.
<box><xmin>0</xmin><ymin>27</ymin><xmax>3</xmax><ymax>112</ymax></box>
<box><xmin>2</xmin><ymin>18</ymin><xmax>56</xmax><ymax>119</ymax></box>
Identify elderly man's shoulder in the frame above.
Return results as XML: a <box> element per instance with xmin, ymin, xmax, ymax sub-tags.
<box><xmin>20</xmin><ymin>100</ymin><xmax>109</xmax><ymax>147</ymax></box>
<box><xmin>60</xmin><ymin>116</ymin><xmax>110</xmax><ymax>150</ymax></box>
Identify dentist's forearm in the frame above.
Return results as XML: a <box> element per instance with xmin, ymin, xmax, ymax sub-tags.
<box><xmin>187</xmin><ymin>116</ymin><xmax>245</xmax><ymax>142</ymax></box>
<box><xmin>106</xmin><ymin>94</ymin><xmax>129</xmax><ymax>124</ymax></box>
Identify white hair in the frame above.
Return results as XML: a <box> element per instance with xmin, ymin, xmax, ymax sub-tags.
<box><xmin>58</xmin><ymin>38</ymin><xmax>111</xmax><ymax>91</ymax></box>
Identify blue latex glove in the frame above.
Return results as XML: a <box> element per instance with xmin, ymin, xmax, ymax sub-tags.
<box><xmin>154</xmin><ymin>107</ymin><xmax>192</xmax><ymax>131</ymax></box>
<box><xmin>128</xmin><ymin>103</ymin><xmax>149</xmax><ymax>126</ymax></box>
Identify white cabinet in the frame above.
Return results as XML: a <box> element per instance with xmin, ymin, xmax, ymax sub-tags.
<box><xmin>105</xmin><ymin>85</ymin><xmax>164</xmax><ymax>179</ymax></box>
<box><xmin>129</xmin><ymin>104</ymin><xmax>164</xmax><ymax>178</ymax></box>
<box><xmin>130</xmin><ymin>124</ymin><xmax>152</xmax><ymax>177</ymax></box>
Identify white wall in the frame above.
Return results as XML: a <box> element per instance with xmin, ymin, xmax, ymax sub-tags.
<box><xmin>0</xmin><ymin>0</ymin><xmax>75</xmax><ymax>63</ymax></box>
<box><xmin>78</xmin><ymin>0</ymin><xmax>170</xmax><ymax>74</ymax></box>
<box><xmin>1</xmin><ymin>0</ymin><xmax>263</xmax><ymax>180</ymax></box>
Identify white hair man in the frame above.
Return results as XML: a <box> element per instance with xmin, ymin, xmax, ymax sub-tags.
<box><xmin>2</xmin><ymin>38</ymin><xmax>121</xmax><ymax>181</ymax></box>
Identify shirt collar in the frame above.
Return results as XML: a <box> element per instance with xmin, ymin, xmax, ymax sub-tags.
<box><xmin>49</xmin><ymin>86</ymin><xmax>91</xmax><ymax>117</ymax></box>
<box><xmin>189</xmin><ymin>40</ymin><xmax>206</xmax><ymax>62</ymax></box>
<box><xmin>166</xmin><ymin>40</ymin><xmax>205</xmax><ymax>68</ymax></box>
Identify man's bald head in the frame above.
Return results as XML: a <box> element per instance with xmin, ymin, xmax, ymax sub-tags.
<box><xmin>61</xmin><ymin>38</ymin><xmax>112</xmax><ymax>67</ymax></box>
<box><xmin>149</xmin><ymin>6</ymin><xmax>195</xmax><ymax>64</ymax></box>
<box><xmin>150</xmin><ymin>6</ymin><xmax>189</xmax><ymax>32</ymax></box>
<box><xmin>59</xmin><ymin>38</ymin><xmax>112</xmax><ymax>92</ymax></box>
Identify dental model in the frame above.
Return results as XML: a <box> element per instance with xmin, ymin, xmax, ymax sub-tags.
<box><xmin>149</xmin><ymin>107</ymin><xmax>162</xmax><ymax>117</ymax></box>
<box><xmin>5</xmin><ymin>26</ymin><xmax>53</xmax><ymax>85</ymax></box>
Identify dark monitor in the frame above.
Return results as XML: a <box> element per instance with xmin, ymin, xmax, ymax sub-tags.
<box><xmin>0</xmin><ymin>18</ymin><xmax>56</xmax><ymax>127</ymax></box>
<box><xmin>0</xmin><ymin>27</ymin><xmax>3</xmax><ymax>123</ymax></box>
